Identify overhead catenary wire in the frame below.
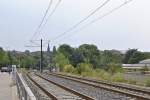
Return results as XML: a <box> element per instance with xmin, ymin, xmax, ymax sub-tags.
<box><xmin>74</xmin><ymin>0</ymin><xmax>133</xmax><ymax>34</ymax></box>
<box><xmin>51</xmin><ymin>0</ymin><xmax>111</xmax><ymax>41</ymax></box>
<box><xmin>50</xmin><ymin>0</ymin><xmax>133</xmax><ymax>45</ymax></box>
<box><xmin>37</xmin><ymin>0</ymin><xmax>62</xmax><ymax>36</ymax></box>
<box><xmin>30</xmin><ymin>0</ymin><xmax>53</xmax><ymax>40</ymax></box>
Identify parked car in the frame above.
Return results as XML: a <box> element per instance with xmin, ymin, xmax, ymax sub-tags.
<box><xmin>1</xmin><ymin>67</ymin><xmax>10</xmax><ymax>72</ymax></box>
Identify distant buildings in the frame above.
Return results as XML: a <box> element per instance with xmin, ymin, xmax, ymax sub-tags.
<box><xmin>139</xmin><ymin>59</ymin><xmax>150</xmax><ymax>64</ymax></box>
<box><xmin>122</xmin><ymin>59</ymin><xmax>150</xmax><ymax>70</ymax></box>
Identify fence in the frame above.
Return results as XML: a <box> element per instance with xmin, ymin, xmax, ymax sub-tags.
<box><xmin>15</xmin><ymin>70</ymin><xmax>36</xmax><ymax>100</ymax></box>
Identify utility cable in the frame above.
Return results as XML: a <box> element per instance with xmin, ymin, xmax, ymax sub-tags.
<box><xmin>38</xmin><ymin>0</ymin><xmax>62</xmax><ymax>35</ymax></box>
<box><xmin>50</xmin><ymin>0</ymin><xmax>133</xmax><ymax>45</ymax></box>
<box><xmin>30</xmin><ymin>0</ymin><xmax>53</xmax><ymax>40</ymax></box>
<box><xmin>51</xmin><ymin>0</ymin><xmax>111</xmax><ymax>41</ymax></box>
<box><xmin>74</xmin><ymin>0</ymin><xmax>133</xmax><ymax>34</ymax></box>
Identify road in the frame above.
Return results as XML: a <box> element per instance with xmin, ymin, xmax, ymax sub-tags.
<box><xmin>0</xmin><ymin>72</ymin><xmax>18</xmax><ymax>100</ymax></box>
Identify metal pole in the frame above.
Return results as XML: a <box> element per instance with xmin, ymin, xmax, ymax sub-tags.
<box><xmin>40</xmin><ymin>39</ymin><xmax>43</xmax><ymax>73</ymax></box>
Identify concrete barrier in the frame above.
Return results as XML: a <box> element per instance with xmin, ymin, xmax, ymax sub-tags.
<box><xmin>16</xmin><ymin>71</ymin><xmax>36</xmax><ymax>100</ymax></box>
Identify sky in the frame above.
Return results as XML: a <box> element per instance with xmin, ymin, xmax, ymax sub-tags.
<box><xmin>0</xmin><ymin>0</ymin><xmax>150</xmax><ymax>52</ymax></box>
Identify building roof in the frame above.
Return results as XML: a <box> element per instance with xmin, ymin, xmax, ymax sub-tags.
<box><xmin>139</xmin><ymin>59</ymin><xmax>150</xmax><ymax>64</ymax></box>
<box><xmin>122</xmin><ymin>64</ymin><xmax>150</xmax><ymax>67</ymax></box>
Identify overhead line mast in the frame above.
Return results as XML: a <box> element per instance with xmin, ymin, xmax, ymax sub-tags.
<box><xmin>40</xmin><ymin>39</ymin><xmax>43</xmax><ymax>73</ymax></box>
<box><xmin>25</xmin><ymin>39</ymin><xmax>50</xmax><ymax>72</ymax></box>
<box><xmin>27</xmin><ymin>0</ymin><xmax>55</xmax><ymax>72</ymax></box>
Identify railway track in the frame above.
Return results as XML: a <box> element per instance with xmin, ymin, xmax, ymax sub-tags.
<box><xmin>43</xmin><ymin>72</ymin><xmax>150</xmax><ymax>100</ymax></box>
<box><xmin>26</xmin><ymin>72</ymin><xmax>94</xmax><ymax>100</ymax></box>
<box><xmin>53</xmin><ymin>73</ymin><xmax>150</xmax><ymax>94</ymax></box>
<box><xmin>23</xmin><ymin>74</ymin><xmax>52</xmax><ymax>100</ymax></box>
<box><xmin>50</xmin><ymin>73</ymin><xmax>150</xmax><ymax>94</ymax></box>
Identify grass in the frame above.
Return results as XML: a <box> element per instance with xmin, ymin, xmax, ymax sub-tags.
<box><xmin>111</xmin><ymin>73</ymin><xmax>125</xmax><ymax>82</ymax></box>
<box><xmin>61</xmin><ymin>64</ymin><xmax>150</xmax><ymax>87</ymax></box>
<box><xmin>145</xmin><ymin>78</ymin><xmax>150</xmax><ymax>87</ymax></box>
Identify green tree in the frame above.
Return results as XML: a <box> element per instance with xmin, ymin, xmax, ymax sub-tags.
<box><xmin>76</xmin><ymin>63</ymin><xmax>93</xmax><ymax>74</ymax></box>
<box><xmin>128</xmin><ymin>51</ymin><xmax>147</xmax><ymax>64</ymax></box>
<box><xmin>54</xmin><ymin>52</ymin><xmax>69</xmax><ymax>71</ymax></box>
<box><xmin>63</xmin><ymin>64</ymin><xmax>75</xmax><ymax>73</ymax></box>
<box><xmin>20</xmin><ymin>54</ymin><xmax>36</xmax><ymax>69</ymax></box>
<box><xmin>79</xmin><ymin>44</ymin><xmax>100</xmax><ymax>68</ymax></box>
<box><xmin>0</xmin><ymin>48</ymin><xmax>10</xmax><ymax>67</ymax></box>
<box><xmin>58</xmin><ymin>44</ymin><xmax>73</xmax><ymax>58</ymax></box>
<box><xmin>69</xmin><ymin>49</ymin><xmax>84</xmax><ymax>67</ymax></box>
<box><xmin>141</xmin><ymin>65</ymin><xmax>149</xmax><ymax>74</ymax></box>
<box><xmin>107</xmin><ymin>64</ymin><xmax>123</xmax><ymax>75</ymax></box>
<box><xmin>101</xmin><ymin>50</ymin><xmax>122</xmax><ymax>66</ymax></box>
<box><xmin>0</xmin><ymin>47</ymin><xmax>5</xmax><ymax>61</ymax></box>
<box><xmin>123</xmin><ymin>49</ymin><xmax>137</xmax><ymax>64</ymax></box>
<box><xmin>53</xmin><ymin>46</ymin><xmax>57</xmax><ymax>55</ymax></box>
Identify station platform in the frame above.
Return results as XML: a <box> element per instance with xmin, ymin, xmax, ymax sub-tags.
<box><xmin>0</xmin><ymin>72</ymin><xmax>18</xmax><ymax>100</ymax></box>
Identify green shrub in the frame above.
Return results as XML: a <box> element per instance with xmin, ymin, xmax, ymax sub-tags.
<box><xmin>107</xmin><ymin>64</ymin><xmax>123</xmax><ymax>75</ymax></box>
<box><xmin>77</xmin><ymin>63</ymin><xmax>93</xmax><ymax>74</ymax></box>
<box><xmin>81</xmin><ymin>72</ymin><xmax>91</xmax><ymax>77</ymax></box>
<box><xmin>101</xmin><ymin>72</ymin><xmax>111</xmax><ymax>80</ymax></box>
<box><xmin>141</xmin><ymin>65</ymin><xmax>149</xmax><ymax>74</ymax></box>
<box><xmin>111</xmin><ymin>73</ymin><xmax>125</xmax><ymax>82</ymax></box>
<box><xmin>127</xmin><ymin>79</ymin><xmax>137</xmax><ymax>85</ymax></box>
<box><xmin>63</xmin><ymin>64</ymin><xmax>75</xmax><ymax>73</ymax></box>
<box><xmin>91</xmin><ymin>70</ymin><xmax>98</xmax><ymax>77</ymax></box>
<box><xmin>94</xmin><ymin>69</ymin><xmax>107</xmax><ymax>78</ymax></box>
<box><xmin>72</xmin><ymin>68</ymin><xmax>80</xmax><ymax>75</ymax></box>
<box><xmin>145</xmin><ymin>78</ymin><xmax>150</xmax><ymax>87</ymax></box>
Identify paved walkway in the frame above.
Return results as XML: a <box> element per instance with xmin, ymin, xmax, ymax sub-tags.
<box><xmin>0</xmin><ymin>72</ymin><xmax>18</xmax><ymax>100</ymax></box>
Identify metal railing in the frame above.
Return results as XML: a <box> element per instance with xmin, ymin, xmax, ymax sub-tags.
<box><xmin>16</xmin><ymin>70</ymin><xmax>36</xmax><ymax>100</ymax></box>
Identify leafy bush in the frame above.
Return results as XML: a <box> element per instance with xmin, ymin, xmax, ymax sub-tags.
<box><xmin>54</xmin><ymin>52</ymin><xmax>69</xmax><ymax>71</ymax></box>
<box><xmin>94</xmin><ymin>69</ymin><xmax>107</xmax><ymax>78</ymax></box>
<box><xmin>63</xmin><ymin>64</ymin><xmax>75</xmax><ymax>73</ymax></box>
<box><xmin>127</xmin><ymin>79</ymin><xmax>137</xmax><ymax>85</ymax></box>
<box><xmin>111</xmin><ymin>73</ymin><xmax>125</xmax><ymax>82</ymax></box>
<box><xmin>101</xmin><ymin>72</ymin><xmax>111</xmax><ymax>80</ymax></box>
<box><xmin>145</xmin><ymin>78</ymin><xmax>150</xmax><ymax>87</ymax></box>
<box><xmin>76</xmin><ymin>63</ymin><xmax>93</xmax><ymax>74</ymax></box>
<box><xmin>81</xmin><ymin>72</ymin><xmax>91</xmax><ymax>77</ymax></box>
<box><xmin>141</xmin><ymin>65</ymin><xmax>149</xmax><ymax>74</ymax></box>
<box><xmin>107</xmin><ymin>64</ymin><xmax>123</xmax><ymax>75</ymax></box>
<box><xmin>88</xmin><ymin>68</ymin><xmax>112</xmax><ymax>80</ymax></box>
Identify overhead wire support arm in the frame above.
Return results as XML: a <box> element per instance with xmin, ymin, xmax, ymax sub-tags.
<box><xmin>25</xmin><ymin>39</ymin><xmax>46</xmax><ymax>73</ymax></box>
<box><xmin>25</xmin><ymin>45</ymin><xmax>41</xmax><ymax>47</ymax></box>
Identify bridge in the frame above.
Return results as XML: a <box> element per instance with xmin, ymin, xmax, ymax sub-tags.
<box><xmin>1</xmin><ymin>69</ymin><xmax>150</xmax><ymax>100</ymax></box>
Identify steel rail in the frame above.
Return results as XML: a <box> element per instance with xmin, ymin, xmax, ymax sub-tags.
<box><xmin>52</xmin><ymin>72</ymin><xmax>150</xmax><ymax>95</ymax></box>
<box><xmin>35</xmin><ymin>73</ymin><xmax>95</xmax><ymax>100</ymax></box>
<box><xmin>26</xmin><ymin>73</ymin><xmax>58</xmax><ymax>100</ymax></box>
<box><xmin>46</xmin><ymin>72</ymin><xmax>150</xmax><ymax>100</ymax></box>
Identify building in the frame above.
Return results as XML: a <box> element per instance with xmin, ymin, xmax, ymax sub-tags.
<box><xmin>122</xmin><ymin>59</ymin><xmax>150</xmax><ymax>70</ymax></box>
<box><xmin>139</xmin><ymin>59</ymin><xmax>150</xmax><ymax>64</ymax></box>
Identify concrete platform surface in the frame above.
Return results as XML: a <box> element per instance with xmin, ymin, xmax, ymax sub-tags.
<box><xmin>0</xmin><ymin>72</ymin><xmax>18</xmax><ymax>100</ymax></box>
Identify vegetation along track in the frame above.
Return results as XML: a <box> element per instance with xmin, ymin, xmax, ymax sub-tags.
<box><xmin>43</xmin><ymin>72</ymin><xmax>150</xmax><ymax>100</ymax></box>
<box><xmin>27</xmin><ymin>72</ymin><xmax>94</xmax><ymax>100</ymax></box>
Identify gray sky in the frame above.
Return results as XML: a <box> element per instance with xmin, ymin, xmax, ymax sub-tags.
<box><xmin>0</xmin><ymin>0</ymin><xmax>149</xmax><ymax>51</ymax></box>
